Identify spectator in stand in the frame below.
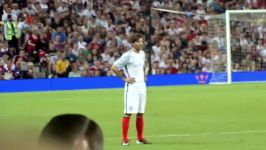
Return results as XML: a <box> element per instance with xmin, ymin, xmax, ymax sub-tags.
<box><xmin>68</xmin><ymin>61</ymin><xmax>81</xmax><ymax>77</ymax></box>
<box><xmin>3</xmin><ymin>58</ymin><xmax>17</xmax><ymax>79</ymax></box>
<box><xmin>2</xmin><ymin>5</ymin><xmax>17</xmax><ymax>22</ymax></box>
<box><xmin>4</xmin><ymin>14</ymin><xmax>20</xmax><ymax>55</ymax></box>
<box><xmin>0</xmin><ymin>59</ymin><xmax>4</xmax><ymax>79</ymax></box>
<box><xmin>26</xmin><ymin>29</ymin><xmax>41</xmax><ymax>62</ymax></box>
<box><xmin>52</xmin><ymin>26</ymin><xmax>67</xmax><ymax>45</ymax></box>
<box><xmin>0</xmin><ymin>0</ymin><xmax>266</xmax><ymax>80</ymax></box>
<box><xmin>55</xmin><ymin>52</ymin><xmax>69</xmax><ymax>78</ymax></box>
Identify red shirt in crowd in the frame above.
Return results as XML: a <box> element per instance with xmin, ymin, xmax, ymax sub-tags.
<box><xmin>14</xmin><ymin>55</ymin><xmax>28</xmax><ymax>65</ymax></box>
<box><xmin>88</xmin><ymin>42</ymin><xmax>102</xmax><ymax>52</ymax></box>
<box><xmin>27</xmin><ymin>34</ymin><xmax>40</xmax><ymax>53</ymax></box>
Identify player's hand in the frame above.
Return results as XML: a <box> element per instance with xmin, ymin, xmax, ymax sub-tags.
<box><xmin>124</xmin><ymin>77</ymin><xmax>136</xmax><ymax>84</ymax></box>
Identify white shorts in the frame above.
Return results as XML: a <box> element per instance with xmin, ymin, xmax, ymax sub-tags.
<box><xmin>124</xmin><ymin>83</ymin><xmax>146</xmax><ymax>114</ymax></box>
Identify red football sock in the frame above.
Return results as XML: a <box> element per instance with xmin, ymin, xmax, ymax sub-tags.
<box><xmin>122</xmin><ymin>117</ymin><xmax>130</xmax><ymax>141</ymax></box>
<box><xmin>136</xmin><ymin>116</ymin><xmax>144</xmax><ymax>140</ymax></box>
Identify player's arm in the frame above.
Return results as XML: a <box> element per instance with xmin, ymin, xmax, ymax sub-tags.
<box><xmin>111</xmin><ymin>65</ymin><xmax>136</xmax><ymax>84</ymax></box>
<box><xmin>112</xmin><ymin>52</ymin><xmax>135</xmax><ymax>84</ymax></box>
<box><xmin>111</xmin><ymin>65</ymin><xmax>125</xmax><ymax>81</ymax></box>
<box><xmin>144</xmin><ymin>67</ymin><xmax>147</xmax><ymax>82</ymax></box>
<box><xmin>143</xmin><ymin>52</ymin><xmax>147</xmax><ymax>82</ymax></box>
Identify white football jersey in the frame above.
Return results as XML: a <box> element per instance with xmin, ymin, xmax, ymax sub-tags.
<box><xmin>114</xmin><ymin>49</ymin><xmax>146</xmax><ymax>84</ymax></box>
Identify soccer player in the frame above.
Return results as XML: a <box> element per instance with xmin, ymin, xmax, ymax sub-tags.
<box><xmin>111</xmin><ymin>33</ymin><xmax>152</xmax><ymax>146</ymax></box>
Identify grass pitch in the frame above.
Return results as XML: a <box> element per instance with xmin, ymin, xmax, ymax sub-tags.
<box><xmin>0</xmin><ymin>83</ymin><xmax>266</xmax><ymax>150</ymax></box>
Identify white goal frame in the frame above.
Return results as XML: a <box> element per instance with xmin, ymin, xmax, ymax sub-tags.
<box><xmin>226</xmin><ymin>9</ymin><xmax>266</xmax><ymax>84</ymax></box>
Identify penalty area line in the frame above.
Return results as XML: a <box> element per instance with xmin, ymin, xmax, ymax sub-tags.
<box><xmin>106</xmin><ymin>129</ymin><xmax>266</xmax><ymax>140</ymax></box>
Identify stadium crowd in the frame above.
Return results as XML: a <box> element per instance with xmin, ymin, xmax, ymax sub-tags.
<box><xmin>0</xmin><ymin>0</ymin><xmax>266</xmax><ymax>80</ymax></box>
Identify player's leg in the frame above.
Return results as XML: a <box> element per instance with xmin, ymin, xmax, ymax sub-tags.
<box><xmin>136</xmin><ymin>113</ymin><xmax>144</xmax><ymax>141</ymax></box>
<box><xmin>122</xmin><ymin>86</ymin><xmax>138</xmax><ymax>145</ymax></box>
<box><xmin>122</xmin><ymin>113</ymin><xmax>131</xmax><ymax>146</ymax></box>
<box><xmin>136</xmin><ymin>90</ymin><xmax>152</xmax><ymax>144</ymax></box>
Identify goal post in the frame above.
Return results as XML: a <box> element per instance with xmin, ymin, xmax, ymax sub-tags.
<box><xmin>226</xmin><ymin>9</ymin><xmax>266</xmax><ymax>83</ymax></box>
<box><xmin>226</xmin><ymin>10</ymin><xmax>232</xmax><ymax>84</ymax></box>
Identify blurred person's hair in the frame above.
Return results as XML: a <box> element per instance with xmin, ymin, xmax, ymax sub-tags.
<box><xmin>39</xmin><ymin>114</ymin><xmax>103</xmax><ymax>150</ymax></box>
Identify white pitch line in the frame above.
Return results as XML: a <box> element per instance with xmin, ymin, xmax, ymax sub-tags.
<box><xmin>105</xmin><ymin>130</ymin><xmax>266</xmax><ymax>140</ymax></box>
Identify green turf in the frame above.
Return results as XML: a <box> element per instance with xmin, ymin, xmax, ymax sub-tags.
<box><xmin>1</xmin><ymin>83</ymin><xmax>266</xmax><ymax>150</ymax></box>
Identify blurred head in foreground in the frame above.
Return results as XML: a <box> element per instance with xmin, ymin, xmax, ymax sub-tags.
<box><xmin>39</xmin><ymin>114</ymin><xmax>103</xmax><ymax>150</ymax></box>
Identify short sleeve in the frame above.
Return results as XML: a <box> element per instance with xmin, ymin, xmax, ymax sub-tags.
<box><xmin>113</xmin><ymin>52</ymin><xmax>130</xmax><ymax>68</ymax></box>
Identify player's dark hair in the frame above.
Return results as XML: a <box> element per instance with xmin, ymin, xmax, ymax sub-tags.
<box><xmin>39</xmin><ymin>114</ymin><xmax>103</xmax><ymax>150</ymax></box>
<box><xmin>130</xmin><ymin>33</ymin><xmax>144</xmax><ymax>43</ymax></box>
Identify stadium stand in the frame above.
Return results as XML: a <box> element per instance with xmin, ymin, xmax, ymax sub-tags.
<box><xmin>0</xmin><ymin>0</ymin><xmax>265</xmax><ymax>80</ymax></box>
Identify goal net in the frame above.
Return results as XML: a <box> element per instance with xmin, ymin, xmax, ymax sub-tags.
<box><xmin>226</xmin><ymin>10</ymin><xmax>266</xmax><ymax>83</ymax></box>
<box><xmin>152</xmin><ymin>8</ymin><xmax>266</xmax><ymax>84</ymax></box>
<box><xmin>207</xmin><ymin>13</ymin><xmax>228</xmax><ymax>84</ymax></box>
